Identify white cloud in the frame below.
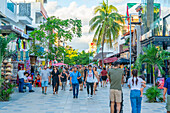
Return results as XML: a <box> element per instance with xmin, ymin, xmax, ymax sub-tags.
<box><xmin>44</xmin><ymin>0</ymin><xmax>141</xmax><ymax>51</ymax></box>
<box><xmin>45</xmin><ymin>1</ymin><xmax>94</xmax><ymax>52</ymax></box>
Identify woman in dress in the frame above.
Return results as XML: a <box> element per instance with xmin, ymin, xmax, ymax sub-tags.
<box><xmin>93</xmin><ymin>67</ymin><xmax>98</xmax><ymax>95</ymax></box>
<box><xmin>51</xmin><ymin>66</ymin><xmax>60</xmax><ymax>94</ymax></box>
<box><xmin>128</xmin><ymin>69</ymin><xmax>146</xmax><ymax>113</ymax></box>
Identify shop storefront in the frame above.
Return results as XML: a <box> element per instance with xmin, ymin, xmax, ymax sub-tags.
<box><xmin>0</xmin><ymin>25</ymin><xmax>32</xmax><ymax>76</ymax></box>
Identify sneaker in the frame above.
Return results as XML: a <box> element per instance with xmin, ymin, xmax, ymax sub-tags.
<box><xmin>19</xmin><ymin>91</ymin><xmax>24</xmax><ymax>93</ymax></box>
<box><xmin>90</xmin><ymin>95</ymin><xmax>93</xmax><ymax>98</ymax></box>
<box><xmin>73</xmin><ymin>96</ymin><xmax>76</xmax><ymax>99</ymax></box>
<box><xmin>95</xmin><ymin>89</ymin><xmax>98</xmax><ymax>91</ymax></box>
<box><xmin>29</xmin><ymin>90</ymin><xmax>35</xmax><ymax>92</ymax></box>
<box><xmin>44</xmin><ymin>93</ymin><xmax>47</xmax><ymax>95</ymax></box>
<box><xmin>87</xmin><ymin>95</ymin><xmax>90</xmax><ymax>99</ymax></box>
<box><xmin>76</xmin><ymin>96</ymin><xmax>78</xmax><ymax>99</ymax></box>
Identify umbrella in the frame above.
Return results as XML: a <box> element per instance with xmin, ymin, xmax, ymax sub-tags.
<box><xmin>53</xmin><ymin>63</ymin><xmax>67</xmax><ymax>66</ymax></box>
<box><xmin>114</xmin><ymin>58</ymin><xmax>130</xmax><ymax>65</ymax></box>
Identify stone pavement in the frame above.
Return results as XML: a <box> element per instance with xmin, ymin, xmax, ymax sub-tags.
<box><xmin>0</xmin><ymin>84</ymin><xmax>166</xmax><ymax>113</ymax></box>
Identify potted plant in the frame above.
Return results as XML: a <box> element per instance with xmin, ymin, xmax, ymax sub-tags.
<box><xmin>0</xmin><ymin>79</ymin><xmax>15</xmax><ymax>101</ymax></box>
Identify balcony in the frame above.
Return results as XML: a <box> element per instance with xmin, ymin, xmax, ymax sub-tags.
<box><xmin>18</xmin><ymin>3</ymin><xmax>33</xmax><ymax>24</ymax></box>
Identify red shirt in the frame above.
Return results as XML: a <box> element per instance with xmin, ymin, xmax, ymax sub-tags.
<box><xmin>101</xmin><ymin>70</ymin><xmax>107</xmax><ymax>76</ymax></box>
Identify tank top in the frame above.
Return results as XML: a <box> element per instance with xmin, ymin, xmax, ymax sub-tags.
<box><xmin>87</xmin><ymin>71</ymin><xmax>94</xmax><ymax>83</ymax></box>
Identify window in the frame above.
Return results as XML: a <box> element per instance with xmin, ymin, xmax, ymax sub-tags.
<box><xmin>7</xmin><ymin>0</ymin><xmax>16</xmax><ymax>13</ymax></box>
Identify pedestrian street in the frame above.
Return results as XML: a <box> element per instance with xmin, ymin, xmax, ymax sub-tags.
<box><xmin>0</xmin><ymin>84</ymin><xmax>166</xmax><ymax>113</ymax></box>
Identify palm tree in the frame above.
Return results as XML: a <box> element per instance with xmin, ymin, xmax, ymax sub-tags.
<box><xmin>134</xmin><ymin>44</ymin><xmax>170</xmax><ymax>86</ymax></box>
<box><xmin>89</xmin><ymin>0</ymin><xmax>123</xmax><ymax>67</ymax></box>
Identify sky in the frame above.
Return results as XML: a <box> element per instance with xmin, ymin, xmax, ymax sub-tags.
<box><xmin>44</xmin><ymin>0</ymin><xmax>143</xmax><ymax>52</ymax></box>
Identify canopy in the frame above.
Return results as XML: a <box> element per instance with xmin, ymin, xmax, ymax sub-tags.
<box><xmin>114</xmin><ymin>58</ymin><xmax>130</xmax><ymax>65</ymax></box>
<box><xmin>104</xmin><ymin>57</ymin><xmax>118</xmax><ymax>63</ymax></box>
<box><xmin>53</xmin><ymin>63</ymin><xmax>67</xmax><ymax>66</ymax></box>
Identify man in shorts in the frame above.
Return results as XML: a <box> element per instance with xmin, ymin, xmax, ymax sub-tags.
<box><xmin>40</xmin><ymin>66</ymin><xmax>50</xmax><ymax>95</ymax></box>
<box><xmin>108</xmin><ymin>63</ymin><xmax>124</xmax><ymax>113</ymax></box>
<box><xmin>163</xmin><ymin>77</ymin><xmax>170</xmax><ymax>113</ymax></box>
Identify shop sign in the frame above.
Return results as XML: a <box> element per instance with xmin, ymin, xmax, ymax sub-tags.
<box><xmin>12</xmin><ymin>25</ymin><xmax>24</xmax><ymax>34</ymax></box>
<box><xmin>157</xmin><ymin>77</ymin><xmax>165</xmax><ymax>89</ymax></box>
<box><xmin>21</xmin><ymin>33</ymin><xmax>29</xmax><ymax>39</ymax></box>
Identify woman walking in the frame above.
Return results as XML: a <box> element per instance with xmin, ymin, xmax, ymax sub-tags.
<box><xmin>128</xmin><ymin>69</ymin><xmax>146</xmax><ymax>113</ymax></box>
<box><xmin>93</xmin><ymin>67</ymin><xmax>98</xmax><ymax>95</ymax></box>
<box><xmin>51</xmin><ymin>67</ymin><xmax>60</xmax><ymax>94</ymax></box>
<box><xmin>85</xmin><ymin>65</ymin><xmax>95</xmax><ymax>98</ymax></box>
<box><xmin>101</xmin><ymin>68</ymin><xmax>107</xmax><ymax>87</ymax></box>
<box><xmin>60</xmin><ymin>69</ymin><xmax>68</xmax><ymax>91</ymax></box>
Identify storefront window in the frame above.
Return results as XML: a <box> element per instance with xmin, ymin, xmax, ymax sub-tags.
<box><xmin>7</xmin><ymin>0</ymin><xmax>16</xmax><ymax>13</ymax></box>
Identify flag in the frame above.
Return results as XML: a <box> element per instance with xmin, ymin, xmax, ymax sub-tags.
<box><xmin>126</xmin><ymin>5</ymin><xmax>129</xmax><ymax>32</ymax></box>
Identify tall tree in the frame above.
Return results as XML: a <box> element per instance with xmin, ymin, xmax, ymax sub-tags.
<box><xmin>89</xmin><ymin>0</ymin><xmax>123</xmax><ymax>67</ymax></box>
<box><xmin>29</xmin><ymin>16</ymin><xmax>82</xmax><ymax>62</ymax></box>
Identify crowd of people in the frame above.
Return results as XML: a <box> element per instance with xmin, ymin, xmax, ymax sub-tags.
<box><xmin>17</xmin><ymin>63</ymin><xmax>170</xmax><ymax>113</ymax></box>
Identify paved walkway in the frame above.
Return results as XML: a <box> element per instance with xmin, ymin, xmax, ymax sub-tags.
<box><xmin>0</xmin><ymin>84</ymin><xmax>166</xmax><ymax>113</ymax></box>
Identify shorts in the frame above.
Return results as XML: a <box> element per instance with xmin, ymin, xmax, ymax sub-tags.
<box><xmin>110</xmin><ymin>89</ymin><xmax>122</xmax><ymax>103</ymax></box>
<box><xmin>41</xmin><ymin>81</ymin><xmax>48</xmax><ymax>87</ymax></box>
<box><xmin>167</xmin><ymin>95</ymin><xmax>170</xmax><ymax>111</ymax></box>
<box><xmin>102</xmin><ymin>76</ymin><xmax>107</xmax><ymax>81</ymax></box>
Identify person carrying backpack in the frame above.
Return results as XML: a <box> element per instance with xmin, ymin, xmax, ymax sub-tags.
<box><xmin>85</xmin><ymin>65</ymin><xmax>95</xmax><ymax>98</ymax></box>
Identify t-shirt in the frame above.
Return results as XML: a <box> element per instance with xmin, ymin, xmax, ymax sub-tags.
<box><xmin>101</xmin><ymin>70</ymin><xmax>107</xmax><ymax>76</ymax></box>
<box><xmin>18</xmin><ymin>70</ymin><xmax>25</xmax><ymax>79</ymax></box>
<box><xmin>70</xmin><ymin>71</ymin><xmax>81</xmax><ymax>84</ymax></box>
<box><xmin>40</xmin><ymin>69</ymin><xmax>50</xmax><ymax>81</ymax></box>
<box><xmin>87</xmin><ymin>71</ymin><xmax>94</xmax><ymax>83</ymax></box>
<box><xmin>109</xmin><ymin>68</ymin><xmax>124</xmax><ymax>90</ymax></box>
<box><xmin>61</xmin><ymin>72</ymin><xmax>67</xmax><ymax>82</ymax></box>
<box><xmin>164</xmin><ymin>78</ymin><xmax>170</xmax><ymax>95</ymax></box>
<box><xmin>23</xmin><ymin>76</ymin><xmax>28</xmax><ymax>81</ymax></box>
<box><xmin>128</xmin><ymin>77</ymin><xmax>144</xmax><ymax>90</ymax></box>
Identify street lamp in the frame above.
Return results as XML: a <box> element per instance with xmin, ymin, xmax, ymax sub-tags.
<box><xmin>62</xmin><ymin>53</ymin><xmax>64</xmax><ymax>64</ymax></box>
<box><xmin>122</xmin><ymin>14</ymin><xmax>132</xmax><ymax>77</ymax></box>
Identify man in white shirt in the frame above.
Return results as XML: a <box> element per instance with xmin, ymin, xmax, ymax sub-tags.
<box><xmin>18</xmin><ymin>67</ymin><xmax>25</xmax><ymax>93</ymax></box>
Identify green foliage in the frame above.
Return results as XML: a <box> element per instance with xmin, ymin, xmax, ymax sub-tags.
<box><xmin>134</xmin><ymin>44</ymin><xmax>170</xmax><ymax>85</ymax></box>
<box><xmin>144</xmin><ymin>86</ymin><xmax>161</xmax><ymax>102</ymax></box>
<box><xmin>89</xmin><ymin>0</ymin><xmax>123</xmax><ymax>67</ymax></box>
<box><xmin>0</xmin><ymin>33</ymin><xmax>17</xmax><ymax>58</ymax></box>
<box><xmin>29</xmin><ymin>16</ymin><xmax>82</xmax><ymax>61</ymax></box>
<box><xmin>0</xmin><ymin>80</ymin><xmax>15</xmax><ymax>101</ymax></box>
<box><xmin>159</xmin><ymin>97</ymin><xmax>164</xmax><ymax>102</ymax></box>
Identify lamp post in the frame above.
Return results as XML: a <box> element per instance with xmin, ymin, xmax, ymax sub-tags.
<box><xmin>62</xmin><ymin>53</ymin><xmax>64</xmax><ymax>64</ymax></box>
<box><xmin>122</xmin><ymin>14</ymin><xmax>132</xmax><ymax>77</ymax></box>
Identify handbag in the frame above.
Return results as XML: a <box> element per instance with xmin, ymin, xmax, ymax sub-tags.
<box><xmin>77</xmin><ymin>72</ymin><xmax>82</xmax><ymax>84</ymax></box>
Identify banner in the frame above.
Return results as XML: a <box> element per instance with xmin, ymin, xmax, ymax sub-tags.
<box><xmin>157</xmin><ymin>77</ymin><xmax>165</xmax><ymax>89</ymax></box>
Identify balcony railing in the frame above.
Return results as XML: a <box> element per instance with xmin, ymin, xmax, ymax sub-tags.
<box><xmin>7</xmin><ymin>0</ymin><xmax>16</xmax><ymax>13</ymax></box>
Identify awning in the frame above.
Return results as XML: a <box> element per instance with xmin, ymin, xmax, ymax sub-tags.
<box><xmin>0</xmin><ymin>25</ymin><xmax>30</xmax><ymax>39</ymax></box>
<box><xmin>0</xmin><ymin>11</ymin><xmax>6</xmax><ymax>18</ymax></box>
<box><xmin>93</xmin><ymin>52</ymin><xmax>113</xmax><ymax>61</ymax></box>
<box><xmin>104</xmin><ymin>57</ymin><xmax>118</xmax><ymax>63</ymax></box>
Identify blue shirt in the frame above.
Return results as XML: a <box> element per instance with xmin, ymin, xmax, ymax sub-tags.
<box><xmin>164</xmin><ymin>78</ymin><xmax>170</xmax><ymax>95</ymax></box>
<box><xmin>70</xmin><ymin>71</ymin><xmax>81</xmax><ymax>84</ymax></box>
